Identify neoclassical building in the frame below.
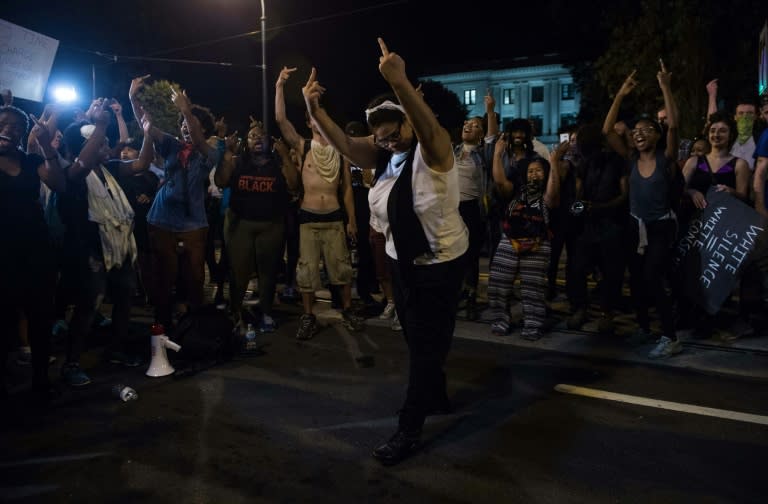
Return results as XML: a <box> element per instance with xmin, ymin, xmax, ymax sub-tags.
<box><xmin>420</xmin><ymin>55</ymin><xmax>580</xmax><ymax>144</ymax></box>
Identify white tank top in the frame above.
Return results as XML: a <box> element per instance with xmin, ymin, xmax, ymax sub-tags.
<box><xmin>368</xmin><ymin>145</ymin><xmax>468</xmax><ymax>264</ymax></box>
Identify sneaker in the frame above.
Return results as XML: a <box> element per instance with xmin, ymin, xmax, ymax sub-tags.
<box><xmin>61</xmin><ymin>363</ymin><xmax>91</xmax><ymax>387</ymax></box>
<box><xmin>214</xmin><ymin>290</ymin><xmax>227</xmax><ymax>310</ymax></box>
<box><xmin>491</xmin><ymin>321</ymin><xmax>509</xmax><ymax>336</ymax></box>
<box><xmin>372</xmin><ymin>429</ymin><xmax>421</xmax><ymax>466</ymax></box>
<box><xmin>725</xmin><ymin>318</ymin><xmax>755</xmax><ymax>340</ymax></box>
<box><xmin>391</xmin><ymin>313</ymin><xmax>402</xmax><ymax>331</ymax></box>
<box><xmin>259</xmin><ymin>314</ymin><xmax>276</xmax><ymax>333</ymax></box>
<box><xmin>379</xmin><ymin>302</ymin><xmax>396</xmax><ymax>320</ymax></box>
<box><xmin>107</xmin><ymin>351</ymin><xmax>143</xmax><ymax>367</ymax></box>
<box><xmin>296</xmin><ymin>314</ymin><xmax>318</xmax><ymax>340</ymax></box>
<box><xmin>341</xmin><ymin>309</ymin><xmax>365</xmax><ymax>332</ymax></box>
<box><xmin>567</xmin><ymin>309</ymin><xmax>587</xmax><ymax>330</ymax></box>
<box><xmin>522</xmin><ymin>329</ymin><xmax>543</xmax><ymax>341</ymax></box>
<box><xmin>648</xmin><ymin>336</ymin><xmax>683</xmax><ymax>359</ymax></box>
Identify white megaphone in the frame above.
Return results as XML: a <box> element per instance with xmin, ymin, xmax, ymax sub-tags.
<box><xmin>146</xmin><ymin>323</ymin><xmax>181</xmax><ymax>377</ymax></box>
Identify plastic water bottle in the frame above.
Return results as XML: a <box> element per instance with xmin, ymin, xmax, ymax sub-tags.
<box><xmin>245</xmin><ymin>323</ymin><xmax>257</xmax><ymax>342</ymax></box>
<box><xmin>245</xmin><ymin>323</ymin><xmax>257</xmax><ymax>351</ymax></box>
<box><xmin>113</xmin><ymin>384</ymin><xmax>138</xmax><ymax>402</ymax></box>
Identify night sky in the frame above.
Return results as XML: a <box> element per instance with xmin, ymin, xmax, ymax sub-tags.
<box><xmin>2</xmin><ymin>0</ymin><xmax>647</xmax><ymax>134</ymax></box>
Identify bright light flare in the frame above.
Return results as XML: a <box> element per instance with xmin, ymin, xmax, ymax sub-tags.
<box><xmin>52</xmin><ymin>86</ymin><xmax>77</xmax><ymax>103</ymax></box>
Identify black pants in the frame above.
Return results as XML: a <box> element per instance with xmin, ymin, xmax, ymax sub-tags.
<box><xmin>205</xmin><ymin>197</ymin><xmax>228</xmax><ymax>286</ymax></box>
<box><xmin>568</xmin><ymin>224</ymin><xmax>625</xmax><ymax>314</ymax></box>
<box><xmin>627</xmin><ymin>218</ymin><xmax>676</xmax><ymax>336</ymax></box>
<box><xmin>389</xmin><ymin>253</ymin><xmax>466</xmax><ymax>433</ymax></box>
<box><xmin>353</xmin><ymin>186</ymin><xmax>377</xmax><ymax>300</ymax></box>
<box><xmin>458</xmin><ymin>200</ymin><xmax>486</xmax><ymax>294</ymax></box>
<box><xmin>1</xmin><ymin>247</ymin><xmax>55</xmax><ymax>389</ymax></box>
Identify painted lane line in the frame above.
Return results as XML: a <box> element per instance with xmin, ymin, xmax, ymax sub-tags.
<box><xmin>0</xmin><ymin>452</ymin><xmax>111</xmax><ymax>468</ymax></box>
<box><xmin>555</xmin><ymin>384</ymin><xmax>768</xmax><ymax>426</ymax></box>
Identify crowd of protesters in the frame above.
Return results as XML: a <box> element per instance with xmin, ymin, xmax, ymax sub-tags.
<box><xmin>2</xmin><ymin>56</ymin><xmax>768</xmax><ymax>408</ymax></box>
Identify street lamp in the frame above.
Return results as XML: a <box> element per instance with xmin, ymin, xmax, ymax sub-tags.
<box><xmin>260</xmin><ymin>0</ymin><xmax>269</xmax><ymax>145</ymax></box>
<box><xmin>51</xmin><ymin>85</ymin><xmax>77</xmax><ymax>103</ymax></box>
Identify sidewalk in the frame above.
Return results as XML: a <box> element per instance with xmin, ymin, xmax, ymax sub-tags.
<box><xmin>357</xmin><ymin>255</ymin><xmax>768</xmax><ymax>381</ymax></box>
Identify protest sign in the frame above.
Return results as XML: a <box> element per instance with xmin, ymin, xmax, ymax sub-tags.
<box><xmin>675</xmin><ymin>188</ymin><xmax>767</xmax><ymax>314</ymax></box>
<box><xmin>0</xmin><ymin>18</ymin><xmax>59</xmax><ymax>102</ymax></box>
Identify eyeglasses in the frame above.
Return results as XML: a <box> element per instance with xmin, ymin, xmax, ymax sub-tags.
<box><xmin>630</xmin><ymin>127</ymin><xmax>657</xmax><ymax>137</ymax></box>
<box><xmin>374</xmin><ymin>122</ymin><xmax>403</xmax><ymax>148</ymax></box>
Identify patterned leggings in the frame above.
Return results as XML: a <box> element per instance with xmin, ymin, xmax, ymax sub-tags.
<box><xmin>487</xmin><ymin>239</ymin><xmax>551</xmax><ymax>338</ymax></box>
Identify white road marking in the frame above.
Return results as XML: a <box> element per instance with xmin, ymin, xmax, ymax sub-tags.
<box><xmin>0</xmin><ymin>452</ymin><xmax>111</xmax><ymax>468</ymax></box>
<box><xmin>555</xmin><ymin>384</ymin><xmax>768</xmax><ymax>426</ymax></box>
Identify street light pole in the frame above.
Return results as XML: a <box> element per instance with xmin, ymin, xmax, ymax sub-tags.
<box><xmin>260</xmin><ymin>0</ymin><xmax>268</xmax><ymax>144</ymax></box>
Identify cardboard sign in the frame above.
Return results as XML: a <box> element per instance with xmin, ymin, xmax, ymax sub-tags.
<box><xmin>675</xmin><ymin>188</ymin><xmax>767</xmax><ymax>314</ymax></box>
<box><xmin>0</xmin><ymin>18</ymin><xmax>59</xmax><ymax>102</ymax></box>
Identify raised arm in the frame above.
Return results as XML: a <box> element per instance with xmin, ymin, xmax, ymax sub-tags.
<box><xmin>70</xmin><ymin>104</ymin><xmax>111</xmax><ymax>179</ymax></box>
<box><xmin>128</xmin><ymin>75</ymin><xmax>163</xmax><ymax>142</ymax></box>
<box><xmin>171</xmin><ymin>86</ymin><xmax>210</xmax><ymax>156</ymax></box>
<box><xmin>706</xmin><ymin>79</ymin><xmax>718</xmax><ymax>117</ymax></box>
<box><xmin>545</xmin><ymin>142</ymin><xmax>567</xmax><ymax>209</ymax></box>
<box><xmin>377</xmin><ymin>38</ymin><xmax>452</xmax><ymax>172</ymax></box>
<box><xmin>302</xmin><ymin>68</ymin><xmax>378</xmax><ymax>171</ymax></box>
<box><xmin>275</xmin><ymin>66</ymin><xmax>303</xmax><ymax>151</ymax></box>
<box><xmin>110</xmin><ymin>99</ymin><xmax>130</xmax><ymax>144</ymax></box>
<box><xmin>485</xmin><ymin>90</ymin><xmax>499</xmax><ymax>137</ymax></box>
<box><xmin>492</xmin><ymin>135</ymin><xmax>514</xmax><ymax>198</ymax></box>
<box><xmin>602</xmin><ymin>70</ymin><xmax>636</xmax><ymax>159</ymax></box>
<box><xmin>26</xmin><ymin>104</ymin><xmax>56</xmax><ymax>156</ymax></box>
<box><xmin>29</xmin><ymin>111</ymin><xmax>65</xmax><ymax>193</ymax></box>
<box><xmin>120</xmin><ymin>114</ymin><xmax>155</xmax><ymax>175</ymax></box>
<box><xmin>658</xmin><ymin>59</ymin><xmax>679</xmax><ymax>161</ymax></box>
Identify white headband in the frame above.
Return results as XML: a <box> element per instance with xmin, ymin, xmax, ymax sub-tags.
<box><xmin>364</xmin><ymin>100</ymin><xmax>405</xmax><ymax>121</ymax></box>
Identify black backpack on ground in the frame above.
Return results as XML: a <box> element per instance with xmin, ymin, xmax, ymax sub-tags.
<box><xmin>171</xmin><ymin>304</ymin><xmax>236</xmax><ymax>370</ymax></box>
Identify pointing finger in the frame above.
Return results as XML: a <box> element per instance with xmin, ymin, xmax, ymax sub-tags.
<box><xmin>306</xmin><ymin>67</ymin><xmax>317</xmax><ymax>85</ymax></box>
<box><xmin>377</xmin><ymin>37</ymin><xmax>389</xmax><ymax>56</ymax></box>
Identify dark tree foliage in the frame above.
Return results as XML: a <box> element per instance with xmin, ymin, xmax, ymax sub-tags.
<box><xmin>133</xmin><ymin>79</ymin><xmax>183</xmax><ymax>137</ymax></box>
<box><xmin>570</xmin><ymin>0</ymin><xmax>765</xmax><ymax>138</ymax></box>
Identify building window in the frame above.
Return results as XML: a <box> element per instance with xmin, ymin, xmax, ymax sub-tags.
<box><xmin>560</xmin><ymin>113</ymin><xmax>578</xmax><ymax>130</ymax></box>
<box><xmin>529</xmin><ymin>116</ymin><xmax>543</xmax><ymax>136</ymax></box>
<box><xmin>463</xmin><ymin>89</ymin><xmax>476</xmax><ymax>105</ymax></box>
<box><xmin>531</xmin><ymin>86</ymin><xmax>544</xmax><ymax>103</ymax></box>
<box><xmin>561</xmin><ymin>83</ymin><xmax>575</xmax><ymax>100</ymax></box>
<box><xmin>503</xmin><ymin>88</ymin><xmax>514</xmax><ymax>105</ymax></box>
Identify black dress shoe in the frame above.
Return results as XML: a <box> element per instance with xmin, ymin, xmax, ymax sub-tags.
<box><xmin>372</xmin><ymin>430</ymin><xmax>421</xmax><ymax>466</ymax></box>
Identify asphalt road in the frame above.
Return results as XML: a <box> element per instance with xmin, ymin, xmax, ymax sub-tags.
<box><xmin>2</xmin><ymin>301</ymin><xmax>768</xmax><ymax>503</ymax></box>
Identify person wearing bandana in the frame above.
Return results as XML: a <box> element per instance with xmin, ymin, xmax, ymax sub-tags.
<box><xmin>706</xmin><ymin>80</ymin><xmax>759</xmax><ymax>170</ymax></box>
<box><xmin>302</xmin><ymin>38</ymin><xmax>468</xmax><ymax>466</ymax></box>
<box><xmin>128</xmin><ymin>76</ymin><xmax>221</xmax><ymax>332</ymax></box>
